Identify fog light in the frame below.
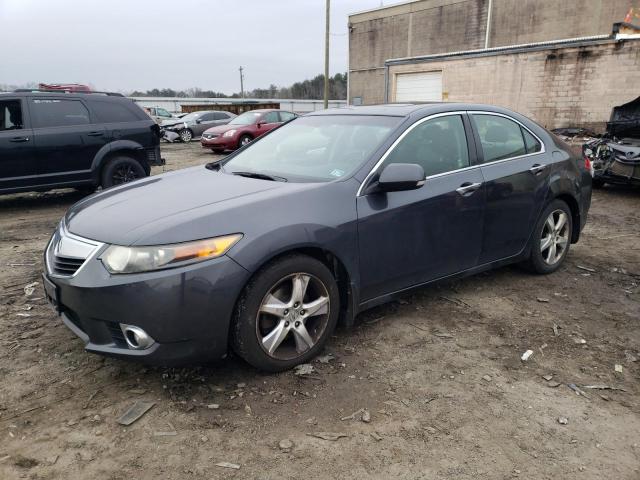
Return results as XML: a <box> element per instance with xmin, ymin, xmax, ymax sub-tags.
<box><xmin>120</xmin><ymin>324</ymin><xmax>155</xmax><ymax>350</ymax></box>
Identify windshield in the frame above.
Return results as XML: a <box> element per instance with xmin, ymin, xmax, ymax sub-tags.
<box><xmin>180</xmin><ymin>112</ymin><xmax>202</xmax><ymax>122</ymax></box>
<box><xmin>229</xmin><ymin>111</ymin><xmax>262</xmax><ymax>125</ymax></box>
<box><xmin>223</xmin><ymin>115</ymin><xmax>402</xmax><ymax>182</ymax></box>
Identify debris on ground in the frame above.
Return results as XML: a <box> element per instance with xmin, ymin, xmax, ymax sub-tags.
<box><xmin>316</xmin><ymin>354</ymin><xmax>334</xmax><ymax>364</ymax></box>
<box><xmin>433</xmin><ymin>332</ymin><xmax>454</xmax><ymax>339</ymax></box>
<box><xmin>577</xmin><ymin>265</ymin><xmax>597</xmax><ymax>273</ymax></box>
<box><xmin>207</xmin><ymin>403</ymin><xmax>220</xmax><ymax>409</ymax></box>
<box><xmin>215</xmin><ymin>462</ymin><xmax>240</xmax><ymax>469</ymax></box>
<box><xmin>361</xmin><ymin>410</ymin><xmax>371</xmax><ymax>423</ymax></box>
<box><xmin>341</xmin><ymin>408</ymin><xmax>365</xmax><ymax>421</ymax></box>
<box><xmin>582</xmin><ymin>385</ymin><xmax>626</xmax><ymax>391</ymax></box>
<box><xmin>482</xmin><ymin>375</ymin><xmax>492</xmax><ymax>382</ymax></box>
<box><xmin>542</xmin><ymin>374</ymin><xmax>553</xmax><ymax>381</ymax></box>
<box><xmin>307</xmin><ymin>432</ymin><xmax>348</xmax><ymax>441</ymax></box>
<box><xmin>278</xmin><ymin>439</ymin><xmax>294</xmax><ymax>451</ymax></box>
<box><xmin>370</xmin><ymin>431</ymin><xmax>383</xmax><ymax>441</ymax></box>
<box><xmin>294</xmin><ymin>364</ymin><xmax>315</xmax><ymax>376</ymax></box>
<box><xmin>558</xmin><ymin>417</ymin><xmax>569</xmax><ymax>425</ymax></box>
<box><xmin>116</xmin><ymin>401</ymin><xmax>155</xmax><ymax>426</ymax></box>
<box><xmin>521</xmin><ymin>350</ymin><xmax>534</xmax><ymax>361</ymax></box>
<box><xmin>568</xmin><ymin>383</ymin><xmax>590</xmax><ymax>399</ymax></box>
<box><xmin>615</xmin><ymin>364</ymin><xmax>624</xmax><ymax>373</ymax></box>
<box><xmin>537</xmin><ymin>297</ymin><xmax>550</xmax><ymax>303</ymax></box>
<box><xmin>23</xmin><ymin>281</ymin><xmax>39</xmax><ymax>296</ymax></box>
<box><xmin>553</xmin><ymin>324</ymin><xmax>560</xmax><ymax>336</ymax></box>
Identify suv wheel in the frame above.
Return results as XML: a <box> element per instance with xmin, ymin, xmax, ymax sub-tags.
<box><xmin>179</xmin><ymin>129</ymin><xmax>193</xmax><ymax>142</ymax></box>
<box><xmin>232</xmin><ymin>254</ymin><xmax>340</xmax><ymax>372</ymax></box>
<box><xmin>525</xmin><ymin>199</ymin><xmax>572</xmax><ymax>274</ymax></box>
<box><xmin>101</xmin><ymin>156</ymin><xmax>146</xmax><ymax>188</ymax></box>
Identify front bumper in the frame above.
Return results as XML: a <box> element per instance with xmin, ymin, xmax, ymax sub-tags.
<box><xmin>43</xmin><ymin>245</ymin><xmax>250</xmax><ymax>365</ymax></box>
<box><xmin>201</xmin><ymin>136</ymin><xmax>236</xmax><ymax>150</ymax></box>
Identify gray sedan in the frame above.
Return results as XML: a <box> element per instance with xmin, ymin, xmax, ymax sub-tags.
<box><xmin>43</xmin><ymin>103</ymin><xmax>591</xmax><ymax>372</ymax></box>
<box><xmin>161</xmin><ymin>110</ymin><xmax>236</xmax><ymax>142</ymax></box>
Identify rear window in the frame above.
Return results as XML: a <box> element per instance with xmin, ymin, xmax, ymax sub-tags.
<box><xmin>30</xmin><ymin>99</ymin><xmax>90</xmax><ymax>128</ymax></box>
<box><xmin>91</xmin><ymin>100</ymin><xmax>141</xmax><ymax>123</ymax></box>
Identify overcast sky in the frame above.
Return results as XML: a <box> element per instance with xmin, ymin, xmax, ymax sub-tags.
<box><xmin>0</xmin><ymin>0</ymin><xmax>385</xmax><ymax>94</ymax></box>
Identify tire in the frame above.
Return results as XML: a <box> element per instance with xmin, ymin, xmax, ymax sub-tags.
<box><xmin>100</xmin><ymin>156</ymin><xmax>146</xmax><ymax>188</ymax></box>
<box><xmin>179</xmin><ymin>129</ymin><xmax>193</xmax><ymax>142</ymax></box>
<box><xmin>238</xmin><ymin>134</ymin><xmax>252</xmax><ymax>149</ymax></box>
<box><xmin>592</xmin><ymin>177</ymin><xmax>605</xmax><ymax>189</ymax></box>
<box><xmin>524</xmin><ymin>199</ymin><xmax>573</xmax><ymax>274</ymax></box>
<box><xmin>231</xmin><ymin>254</ymin><xmax>340</xmax><ymax>372</ymax></box>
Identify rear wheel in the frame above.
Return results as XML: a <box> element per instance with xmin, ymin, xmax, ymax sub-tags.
<box><xmin>232</xmin><ymin>254</ymin><xmax>340</xmax><ymax>372</ymax></box>
<box><xmin>179</xmin><ymin>129</ymin><xmax>193</xmax><ymax>142</ymax></box>
<box><xmin>100</xmin><ymin>156</ymin><xmax>146</xmax><ymax>188</ymax></box>
<box><xmin>524</xmin><ymin>199</ymin><xmax>572</xmax><ymax>274</ymax></box>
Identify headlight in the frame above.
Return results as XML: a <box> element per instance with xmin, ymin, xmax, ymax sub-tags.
<box><xmin>100</xmin><ymin>234</ymin><xmax>242</xmax><ymax>274</ymax></box>
<box><xmin>223</xmin><ymin>129</ymin><xmax>236</xmax><ymax>137</ymax></box>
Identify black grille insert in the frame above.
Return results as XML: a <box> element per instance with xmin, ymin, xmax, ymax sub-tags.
<box><xmin>52</xmin><ymin>255</ymin><xmax>85</xmax><ymax>276</ymax></box>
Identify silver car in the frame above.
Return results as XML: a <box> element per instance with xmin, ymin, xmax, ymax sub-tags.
<box><xmin>161</xmin><ymin>110</ymin><xmax>237</xmax><ymax>142</ymax></box>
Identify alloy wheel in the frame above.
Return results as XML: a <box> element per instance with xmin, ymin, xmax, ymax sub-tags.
<box><xmin>256</xmin><ymin>273</ymin><xmax>330</xmax><ymax>361</ymax></box>
<box><xmin>240</xmin><ymin>136</ymin><xmax>251</xmax><ymax>146</ymax></box>
<box><xmin>112</xmin><ymin>164</ymin><xmax>140</xmax><ymax>185</ymax></box>
<box><xmin>540</xmin><ymin>209</ymin><xmax>570</xmax><ymax>265</ymax></box>
<box><xmin>180</xmin><ymin>129</ymin><xmax>192</xmax><ymax>142</ymax></box>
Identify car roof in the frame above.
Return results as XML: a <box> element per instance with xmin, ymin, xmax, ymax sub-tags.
<box><xmin>307</xmin><ymin>103</ymin><xmax>523</xmax><ymax>118</ymax></box>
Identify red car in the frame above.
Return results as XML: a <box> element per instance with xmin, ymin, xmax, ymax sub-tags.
<box><xmin>201</xmin><ymin>109</ymin><xmax>297</xmax><ymax>152</ymax></box>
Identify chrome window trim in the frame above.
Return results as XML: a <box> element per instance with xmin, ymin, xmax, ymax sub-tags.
<box><xmin>357</xmin><ymin>110</ymin><xmax>546</xmax><ymax>196</ymax></box>
<box><xmin>45</xmin><ymin>219</ymin><xmax>105</xmax><ymax>278</ymax></box>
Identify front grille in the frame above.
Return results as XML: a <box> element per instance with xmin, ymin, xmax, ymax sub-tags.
<box><xmin>52</xmin><ymin>255</ymin><xmax>85</xmax><ymax>276</ymax></box>
<box><xmin>203</xmin><ymin>133</ymin><xmax>219</xmax><ymax>139</ymax></box>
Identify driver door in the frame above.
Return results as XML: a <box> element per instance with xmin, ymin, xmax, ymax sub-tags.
<box><xmin>357</xmin><ymin>113</ymin><xmax>486</xmax><ymax>301</ymax></box>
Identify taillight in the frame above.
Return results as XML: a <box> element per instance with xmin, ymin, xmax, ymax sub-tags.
<box><xmin>583</xmin><ymin>156</ymin><xmax>594</xmax><ymax>177</ymax></box>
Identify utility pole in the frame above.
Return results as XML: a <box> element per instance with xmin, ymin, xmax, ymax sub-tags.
<box><xmin>323</xmin><ymin>0</ymin><xmax>330</xmax><ymax>109</ymax></box>
<box><xmin>239</xmin><ymin>66</ymin><xmax>245</xmax><ymax>101</ymax></box>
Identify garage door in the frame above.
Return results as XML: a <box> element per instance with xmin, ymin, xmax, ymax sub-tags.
<box><xmin>395</xmin><ymin>71</ymin><xmax>442</xmax><ymax>102</ymax></box>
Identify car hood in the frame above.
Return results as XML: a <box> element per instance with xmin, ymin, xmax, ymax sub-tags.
<box><xmin>65</xmin><ymin>166</ymin><xmax>302</xmax><ymax>246</ymax></box>
<box><xmin>203</xmin><ymin>124</ymin><xmax>245</xmax><ymax>135</ymax></box>
<box><xmin>161</xmin><ymin>119</ymin><xmax>187</xmax><ymax>128</ymax></box>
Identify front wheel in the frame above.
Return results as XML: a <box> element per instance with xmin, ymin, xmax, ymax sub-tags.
<box><xmin>231</xmin><ymin>254</ymin><xmax>340</xmax><ymax>372</ymax></box>
<box><xmin>524</xmin><ymin>199</ymin><xmax>572</xmax><ymax>274</ymax></box>
<box><xmin>238</xmin><ymin>134</ymin><xmax>252</xmax><ymax>148</ymax></box>
<box><xmin>179</xmin><ymin>129</ymin><xmax>193</xmax><ymax>142</ymax></box>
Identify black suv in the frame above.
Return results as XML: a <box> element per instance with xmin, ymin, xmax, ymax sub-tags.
<box><xmin>0</xmin><ymin>90</ymin><xmax>163</xmax><ymax>195</ymax></box>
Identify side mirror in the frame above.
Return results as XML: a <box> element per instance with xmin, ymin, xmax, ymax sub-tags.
<box><xmin>195</xmin><ymin>119</ymin><xmax>202</xmax><ymax>124</ymax></box>
<box><xmin>256</xmin><ymin>121</ymin><xmax>264</xmax><ymax>128</ymax></box>
<box><xmin>377</xmin><ymin>163</ymin><xmax>425</xmax><ymax>192</ymax></box>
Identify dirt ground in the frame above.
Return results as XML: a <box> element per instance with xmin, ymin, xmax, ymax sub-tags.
<box><xmin>1</xmin><ymin>141</ymin><xmax>639</xmax><ymax>480</ymax></box>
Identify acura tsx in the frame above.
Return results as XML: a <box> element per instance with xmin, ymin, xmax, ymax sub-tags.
<box><xmin>43</xmin><ymin>104</ymin><xmax>592</xmax><ymax>371</ymax></box>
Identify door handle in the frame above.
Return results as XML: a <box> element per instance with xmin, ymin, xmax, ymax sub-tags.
<box><xmin>87</xmin><ymin>131</ymin><xmax>104</xmax><ymax>137</ymax></box>
<box><xmin>9</xmin><ymin>136</ymin><xmax>29</xmax><ymax>142</ymax></box>
<box><xmin>456</xmin><ymin>182</ymin><xmax>483</xmax><ymax>196</ymax></box>
<box><xmin>529</xmin><ymin>164</ymin><xmax>547</xmax><ymax>175</ymax></box>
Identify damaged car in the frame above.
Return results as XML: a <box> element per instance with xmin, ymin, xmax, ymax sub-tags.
<box><xmin>582</xmin><ymin>96</ymin><xmax>640</xmax><ymax>188</ymax></box>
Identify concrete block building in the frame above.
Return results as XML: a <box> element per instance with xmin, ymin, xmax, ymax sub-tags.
<box><xmin>348</xmin><ymin>0</ymin><xmax>640</xmax><ymax>131</ymax></box>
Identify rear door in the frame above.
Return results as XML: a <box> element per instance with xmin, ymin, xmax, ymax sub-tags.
<box><xmin>0</xmin><ymin>98</ymin><xmax>37</xmax><ymax>190</ymax></box>
<box><xmin>469</xmin><ymin>112</ymin><xmax>549</xmax><ymax>263</ymax></box>
<box><xmin>357</xmin><ymin>113</ymin><xmax>485</xmax><ymax>300</ymax></box>
<box><xmin>29</xmin><ymin>97</ymin><xmax>107</xmax><ymax>185</ymax></box>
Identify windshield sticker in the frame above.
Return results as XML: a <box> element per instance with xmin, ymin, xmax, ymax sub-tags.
<box><xmin>330</xmin><ymin>169</ymin><xmax>345</xmax><ymax>177</ymax></box>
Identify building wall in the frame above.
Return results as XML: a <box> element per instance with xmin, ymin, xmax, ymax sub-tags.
<box><xmin>387</xmin><ymin>39</ymin><xmax>640</xmax><ymax>131</ymax></box>
<box><xmin>348</xmin><ymin>0</ymin><xmax>640</xmax><ymax>105</ymax></box>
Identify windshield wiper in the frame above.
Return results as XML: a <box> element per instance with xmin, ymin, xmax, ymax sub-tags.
<box><xmin>231</xmin><ymin>171</ymin><xmax>287</xmax><ymax>182</ymax></box>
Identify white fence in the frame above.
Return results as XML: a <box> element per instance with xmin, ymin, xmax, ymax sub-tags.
<box><xmin>130</xmin><ymin>97</ymin><xmax>347</xmax><ymax>114</ymax></box>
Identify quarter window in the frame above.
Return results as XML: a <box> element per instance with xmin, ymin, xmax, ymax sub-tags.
<box><xmin>472</xmin><ymin>114</ymin><xmax>528</xmax><ymax>162</ymax></box>
<box><xmin>30</xmin><ymin>99</ymin><xmax>90</xmax><ymax>128</ymax></box>
<box><xmin>522</xmin><ymin>128</ymin><xmax>542</xmax><ymax>154</ymax></box>
<box><xmin>384</xmin><ymin>115</ymin><xmax>470</xmax><ymax>177</ymax></box>
<box><xmin>0</xmin><ymin>100</ymin><xmax>23</xmax><ymax>131</ymax></box>
<box><xmin>279</xmin><ymin>111</ymin><xmax>296</xmax><ymax>122</ymax></box>
<box><xmin>91</xmin><ymin>101</ymin><xmax>140</xmax><ymax>123</ymax></box>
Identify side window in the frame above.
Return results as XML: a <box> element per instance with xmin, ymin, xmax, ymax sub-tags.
<box><xmin>263</xmin><ymin>112</ymin><xmax>279</xmax><ymax>123</ymax></box>
<box><xmin>30</xmin><ymin>99</ymin><xmax>90</xmax><ymax>128</ymax></box>
<box><xmin>91</xmin><ymin>101</ymin><xmax>140</xmax><ymax>123</ymax></box>
<box><xmin>473</xmin><ymin>114</ymin><xmax>527</xmax><ymax>162</ymax></box>
<box><xmin>212</xmin><ymin>112</ymin><xmax>228</xmax><ymax>120</ymax></box>
<box><xmin>199</xmin><ymin>113</ymin><xmax>214</xmax><ymax>122</ymax></box>
<box><xmin>0</xmin><ymin>100</ymin><xmax>23</xmax><ymax>131</ymax></box>
<box><xmin>279</xmin><ymin>111</ymin><xmax>296</xmax><ymax>122</ymax></box>
<box><xmin>384</xmin><ymin>115</ymin><xmax>470</xmax><ymax>177</ymax></box>
<box><xmin>522</xmin><ymin>127</ymin><xmax>542</xmax><ymax>154</ymax></box>
<box><xmin>157</xmin><ymin>108</ymin><xmax>171</xmax><ymax>117</ymax></box>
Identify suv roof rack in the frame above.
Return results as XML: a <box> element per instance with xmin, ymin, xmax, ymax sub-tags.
<box><xmin>13</xmin><ymin>89</ymin><xmax>124</xmax><ymax>97</ymax></box>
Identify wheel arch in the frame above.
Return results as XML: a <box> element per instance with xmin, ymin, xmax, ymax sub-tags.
<box><xmin>553</xmin><ymin>193</ymin><xmax>581</xmax><ymax>243</ymax></box>
<box><xmin>91</xmin><ymin>141</ymin><xmax>150</xmax><ymax>183</ymax></box>
<box><xmin>231</xmin><ymin>246</ymin><xmax>357</xmax><ymax>330</ymax></box>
